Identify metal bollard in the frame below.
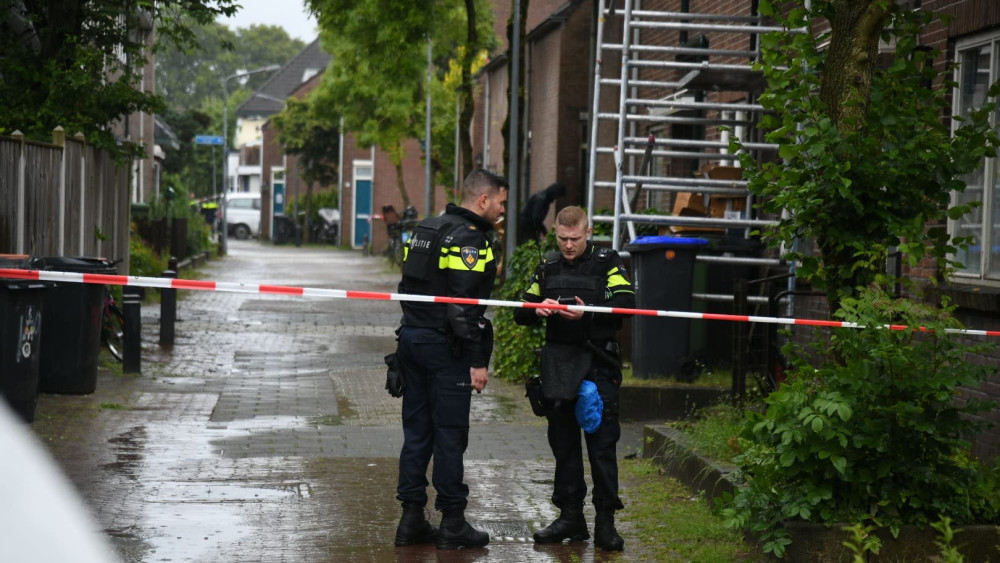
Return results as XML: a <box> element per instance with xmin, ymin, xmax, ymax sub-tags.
<box><xmin>160</xmin><ymin>256</ymin><xmax>178</xmax><ymax>347</ymax></box>
<box><xmin>122</xmin><ymin>286</ymin><xmax>142</xmax><ymax>373</ymax></box>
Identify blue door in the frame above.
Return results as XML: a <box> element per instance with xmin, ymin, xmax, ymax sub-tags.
<box><xmin>272</xmin><ymin>169</ymin><xmax>286</xmax><ymax>240</ymax></box>
<box><xmin>353</xmin><ymin>163</ymin><xmax>373</xmax><ymax>248</ymax></box>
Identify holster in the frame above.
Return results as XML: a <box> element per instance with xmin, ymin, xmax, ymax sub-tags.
<box><xmin>524</xmin><ymin>376</ymin><xmax>548</xmax><ymax>417</ymax></box>
<box><xmin>384</xmin><ymin>352</ymin><xmax>404</xmax><ymax>398</ymax></box>
<box><xmin>587</xmin><ymin>340</ymin><xmax>622</xmax><ymax>369</ymax></box>
<box><xmin>448</xmin><ymin>334</ymin><xmax>462</xmax><ymax>358</ymax></box>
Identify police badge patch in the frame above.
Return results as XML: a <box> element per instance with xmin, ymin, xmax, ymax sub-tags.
<box><xmin>461</xmin><ymin>247</ymin><xmax>479</xmax><ymax>269</ymax></box>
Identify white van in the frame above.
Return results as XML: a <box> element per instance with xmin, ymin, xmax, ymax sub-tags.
<box><xmin>224</xmin><ymin>192</ymin><xmax>262</xmax><ymax>240</ymax></box>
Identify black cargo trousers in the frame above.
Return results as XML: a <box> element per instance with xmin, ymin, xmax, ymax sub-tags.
<box><xmin>395</xmin><ymin>325</ymin><xmax>474</xmax><ymax>512</ymax></box>
<box><xmin>545</xmin><ymin>362</ymin><xmax>625</xmax><ymax>512</ymax></box>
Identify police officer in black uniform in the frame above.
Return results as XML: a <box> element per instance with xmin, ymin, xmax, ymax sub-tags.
<box><xmin>393</xmin><ymin>169</ymin><xmax>508</xmax><ymax>550</ymax></box>
<box><xmin>514</xmin><ymin>205</ymin><xmax>635</xmax><ymax>551</ymax></box>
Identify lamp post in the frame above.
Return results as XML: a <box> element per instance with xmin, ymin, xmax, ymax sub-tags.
<box><xmin>220</xmin><ymin>64</ymin><xmax>280</xmax><ymax>255</ymax></box>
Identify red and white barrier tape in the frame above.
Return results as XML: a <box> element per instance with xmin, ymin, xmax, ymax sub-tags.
<box><xmin>2</xmin><ymin>267</ymin><xmax>998</xmax><ymax>337</ymax></box>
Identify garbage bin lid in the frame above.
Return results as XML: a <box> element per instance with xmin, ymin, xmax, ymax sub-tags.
<box><xmin>1</xmin><ymin>255</ymin><xmax>34</xmax><ymax>282</ymax></box>
<box><xmin>0</xmin><ymin>254</ymin><xmax>31</xmax><ymax>268</ymax></box>
<box><xmin>30</xmin><ymin>256</ymin><xmax>117</xmax><ymax>274</ymax></box>
<box><xmin>626</xmin><ymin>235</ymin><xmax>709</xmax><ymax>247</ymax></box>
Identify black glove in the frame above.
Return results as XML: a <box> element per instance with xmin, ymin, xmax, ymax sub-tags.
<box><xmin>384</xmin><ymin>353</ymin><xmax>404</xmax><ymax>398</ymax></box>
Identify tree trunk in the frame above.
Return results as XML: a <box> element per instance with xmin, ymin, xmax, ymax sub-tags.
<box><xmin>394</xmin><ymin>148</ymin><xmax>411</xmax><ymax>210</ymax></box>
<box><xmin>458</xmin><ymin>0</ymin><xmax>478</xmax><ymax>180</ymax></box>
<box><xmin>305</xmin><ymin>180</ymin><xmax>314</xmax><ymax>245</ymax></box>
<box><xmin>819</xmin><ymin>0</ymin><xmax>889</xmax><ymax>130</ymax></box>
<box><xmin>816</xmin><ymin>0</ymin><xmax>890</xmax><ymax>313</ymax></box>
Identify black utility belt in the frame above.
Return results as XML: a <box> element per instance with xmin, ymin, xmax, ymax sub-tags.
<box><xmin>549</xmin><ymin>340</ymin><xmax>619</xmax><ymax>352</ymax></box>
<box><xmin>401</xmin><ymin>324</ymin><xmax>449</xmax><ymax>334</ymax></box>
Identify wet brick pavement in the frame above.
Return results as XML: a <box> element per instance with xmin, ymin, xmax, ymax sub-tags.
<box><xmin>29</xmin><ymin>240</ymin><xmax>654</xmax><ymax>562</ymax></box>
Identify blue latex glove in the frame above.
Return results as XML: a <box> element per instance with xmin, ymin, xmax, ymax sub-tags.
<box><xmin>575</xmin><ymin>380</ymin><xmax>603</xmax><ymax>433</ymax></box>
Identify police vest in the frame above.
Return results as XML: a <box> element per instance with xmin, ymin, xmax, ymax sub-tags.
<box><xmin>399</xmin><ymin>213</ymin><xmax>469</xmax><ymax>329</ymax></box>
<box><xmin>401</xmin><ymin>213</ymin><xmax>466</xmax><ymax>289</ymax></box>
<box><xmin>539</xmin><ymin>246</ymin><xmax>620</xmax><ymax>343</ymax></box>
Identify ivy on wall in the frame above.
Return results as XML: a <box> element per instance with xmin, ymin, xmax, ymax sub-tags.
<box><xmin>492</xmin><ymin>235</ymin><xmax>555</xmax><ymax>381</ymax></box>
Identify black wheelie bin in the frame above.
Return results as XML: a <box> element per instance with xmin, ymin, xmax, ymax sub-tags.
<box><xmin>0</xmin><ymin>255</ymin><xmax>48</xmax><ymax>422</ymax></box>
<box><xmin>30</xmin><ymin>257</ymin><xmax>118</xmax><ymax>395</ymax></box>
<box><xmin>624</xmin><ymin>236</ymin><xmax>708</xmax><ymax>379</ymax></box>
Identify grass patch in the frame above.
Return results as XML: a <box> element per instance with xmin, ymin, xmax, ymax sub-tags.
<box><xmin>98</xmin><ymin>349</ymin><xmax>125</xmax><ymax>375</ymax></box>
<box><xmin>621</xmin><ymin>366</ymin><xmax>733</xmax><ymax>389</ymax></box>
<box><xmin>669</xmin><ymin>403</ymin><xmax>746</xmax><ymax>462</ymax></box>
<box><xmin>99</xmin><ymin>402</ymin><xmax>130</xmax><ymax>411</ymax></box>
<box><xmin>620</xmin><ymin>458</ymin><xmax>764</xmax><ymax>562</ymax></box>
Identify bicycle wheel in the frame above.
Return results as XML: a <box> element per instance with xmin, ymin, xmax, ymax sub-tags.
<box><xmin>104</xmin><ymin>302</ymin><xmax>125</xmax><ymax>362</ymax></box>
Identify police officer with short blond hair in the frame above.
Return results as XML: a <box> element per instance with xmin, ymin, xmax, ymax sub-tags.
<box><xmin>515</xmin><ymin>205</ymin><xmax>635</xmax><ymax>552</ymax></box>
<box><xmin>393</xmin><ymin>169</ymin><xmax>508</xmax><ymax>550</ymax></box>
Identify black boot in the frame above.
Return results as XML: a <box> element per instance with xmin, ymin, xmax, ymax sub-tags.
<box><xmin>394</xmin><ymin>503</ymin><xmax>438</xmax><ymax>546</ymax></box>
<box><xmin>533</xmin><ymin>505</ymin><xmax>590</xmax><ymax>543</ymax></box>
<box><xmin>436</xmin><ymin>508</ymin><xmax>489</xmax><ymax>550</ymax></box>
<box><xmin>594</xmin><ymin>509</ymin><xmax>624</xmax><ymax>551</ymax></box>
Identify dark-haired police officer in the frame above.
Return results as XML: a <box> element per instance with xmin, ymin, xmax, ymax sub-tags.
<box><xmin>393</xmin><ymin>169</ymin><xmax>508</xmax><ymax>550</ymax></box>
<box><xmin>514</xmin><ymin>205</ymin><xmax>635</xmax><ymax>552</ymax></box>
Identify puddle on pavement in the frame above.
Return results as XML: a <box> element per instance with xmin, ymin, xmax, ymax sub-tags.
<box><xmin>151</xmin><ymin>480</ymin><xmax>311</xmax><ymax>502</ymax></box>
<box><xmin>102</xmin><ymin>426</ymin><xmax>147</xmax><ymax>478</ymax></box>
<box><xmin>155</xmin><ymin>376</ymin><xmax>207</xmax><ymax>386</ymax></box>
<box><xmin>309</xmin><ymin>414</ymin><xmax>344</xmax><ymax>426</ymax></box>
<box><xmin>143</xmin><ymin>500</ymin><xmax>249</xmax><ymax>562</ymax></box>
<box><xmin>470</xmin><ymin>391</ymin><xmax>519</xmax><ymax>422</ymax></box>
<box><xmin>105</xmin><ymin>420</ymin><xmax>320</xmax><ymax>562</ymax></box>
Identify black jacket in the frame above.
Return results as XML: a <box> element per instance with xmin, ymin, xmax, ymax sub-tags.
<box><xmin>399</xmin><ymin>203</ymin><xmax>497</xmax><ymax>367</ymax></box>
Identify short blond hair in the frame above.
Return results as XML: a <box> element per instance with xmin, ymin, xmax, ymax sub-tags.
<box><xmin>555</xmin><ymin>205</ymin><xmax>587</xmax><ymax>228</ymax></box>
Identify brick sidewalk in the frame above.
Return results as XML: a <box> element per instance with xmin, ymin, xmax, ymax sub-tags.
<box><xmin>30</xmin><ymin>241</ymin><xmax>648</xmax><ymax>562</ymax></box>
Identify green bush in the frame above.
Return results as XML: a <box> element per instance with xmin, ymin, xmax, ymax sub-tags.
<box><xmin>128</xmin><ymin>233</ymin><xmax>167</xmax><ymax>278</ymax></box>
<box><xmin>492</xmin><ymin>235</ymin><xmax>554</xmax><ymax>382</ymax></box>
<box><xmin>292</xmin><ymin>187</ymin><xmax>339</xmax><ymax>225</ymax></box>
<box><xmin>185</xmin><ymin>211</ymin><xmax>213</xmax><ymax>256</ymax></box>
<box><xmin>720</xmin><ymin>287</ymin><xmax>1000</xmax><ymax>557</ymax></box>
<box><xmin>131</xmin><ymin>202</ymin><xmax>151</xmax><ymax>221</ymax></box>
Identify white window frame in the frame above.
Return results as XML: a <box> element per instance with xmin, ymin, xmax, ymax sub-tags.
<box><xmin>951</xmin><ymin>32</ymin><xmax>1000</xmax><ymax>284</ymax></box>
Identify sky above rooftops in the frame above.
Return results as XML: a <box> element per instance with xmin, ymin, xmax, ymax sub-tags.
<box><xmin>218</xmin><ymin>0</ymin><xmax>318</xmax><ymax>42</ymax></box>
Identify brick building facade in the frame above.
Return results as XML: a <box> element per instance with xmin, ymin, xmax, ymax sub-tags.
<box><xmin>473</xmin><ymin>0</ymin><xmax>1000</xmax><ymax>460</ymax></box>
<box><xmin>259</xmin><ymin>57</ymin><xmax>446</xmax><ymax>253</ymax></box>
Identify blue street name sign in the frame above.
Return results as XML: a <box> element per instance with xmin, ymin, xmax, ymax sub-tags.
<box><xmin>195</xmin><ymin>135</ymin><xmax>224</xmax><ymax>146</ymax></box>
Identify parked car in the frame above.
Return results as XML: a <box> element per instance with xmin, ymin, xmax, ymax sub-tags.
<box><xmin>224</xmin><ymin>192</ymin><xmax>261</xmax><ymax>240</ymax></box>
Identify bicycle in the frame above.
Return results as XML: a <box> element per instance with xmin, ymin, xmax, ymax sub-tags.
<box><xmin>384</xmin><ymin>205</ymin><xmax>419</xmax><ymax>268</ymax></box>
<box><xmin>98</xmin><ymin>259</ymin><xmax>126</xmax><ymax>362</ymax></box>
<box><xmin>101</xmin><ymin>289</ymin><xmax>125</xmax><ymax>362</ymax></box>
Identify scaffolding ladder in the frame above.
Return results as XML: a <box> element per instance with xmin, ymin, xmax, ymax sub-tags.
<box><xmin>585</xmin><ymin>0</ymin><xmax>790</xmax><ymax>249</ymax></box>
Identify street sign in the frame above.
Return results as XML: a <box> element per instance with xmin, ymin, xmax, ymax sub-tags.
<box><xmin>195</xmin><ymin>135</ymin><xmax>224</xmax><ymax>146</ymax></box>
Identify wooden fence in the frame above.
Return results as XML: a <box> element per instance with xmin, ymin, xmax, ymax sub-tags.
<box><xmin>0</xmin><ymin>128</ymin><xmax>130</xmax><ymax>270</ymax></box>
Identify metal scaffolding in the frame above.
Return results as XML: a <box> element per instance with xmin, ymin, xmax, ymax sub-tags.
<box><xmin>585</xmin><ymin>0</ymin><xmax>792</xmax><ymax>249</ymax></box>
